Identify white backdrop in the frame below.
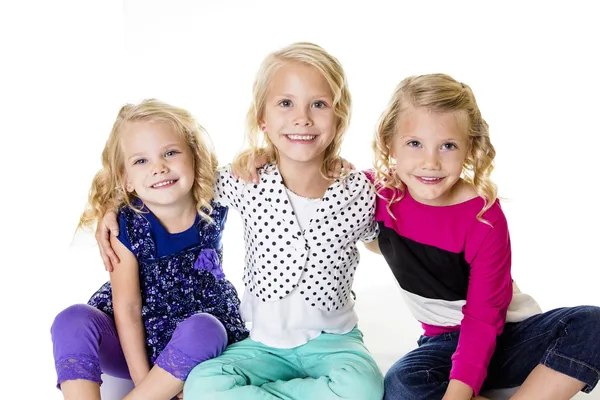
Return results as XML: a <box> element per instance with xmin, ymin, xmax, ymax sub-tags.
<box><xmin>2</xmin><ymin>1</ymin><xmax>599</xmax><ymax>399</ymax></box>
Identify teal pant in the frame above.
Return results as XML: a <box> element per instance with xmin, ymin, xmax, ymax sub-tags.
<box><xmin>183</xmin><ymin>328</ymin><xmax>384</xmax><ymax>399</ymax></box>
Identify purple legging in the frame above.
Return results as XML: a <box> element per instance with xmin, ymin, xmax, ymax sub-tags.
<box><xmin>51</xmin><ymin>304</ymin><xmax>228</xmax><ymax>388</ymax></box>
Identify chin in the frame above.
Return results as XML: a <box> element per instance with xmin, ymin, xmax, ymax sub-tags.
<box><xmin>282</xmin><ymin>152</ymin><xmax>320</xmax><ymax>164</ymax></box>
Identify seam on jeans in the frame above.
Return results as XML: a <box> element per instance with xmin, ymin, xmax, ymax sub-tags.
<box><xmin>547</xmin><ymin>351</ymin><xmax>600</xmax><ymax>375</ymax></box>
<box><xmin>543</xmin><ymin>320</ymin><xmax>566</xmax><ymax>365</ymax></box>
<box><xmin>425</xmin><ymin>365</ymin><xmax>451</xmax><ymax>384</ymax></box>
<box><xmin>501</xmin><ymin>329</ymin><xmax>554</xmax><ymax>352</ymax></box>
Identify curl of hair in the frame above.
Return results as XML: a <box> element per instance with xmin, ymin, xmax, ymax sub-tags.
<box><xmin>232</xmin><ymin>42</ymin><xmax>351</xmax><ymax>178</ymax></box>
<box><xmin>79</xmin><ymin>99</ymin><xmax>219</xmax><ymax>229</ymax></box>
<box><xmin>372</xmin><ymin>74</ymin><xmax>497</xmax><ymax>224</ymax></box>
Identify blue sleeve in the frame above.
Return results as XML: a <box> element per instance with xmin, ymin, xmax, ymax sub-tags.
<box><xmin>213</xmin><ymin>205</ymin><xmax>228</xmax><ymax>251</ymax></box>
<box><xmin>116</xmin><ymin>210</ymin><xmax>133</xmax><ymax>253</ymax></box>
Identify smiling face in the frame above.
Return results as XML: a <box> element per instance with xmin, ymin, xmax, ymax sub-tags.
<box><xmin>391</xmin><ymin>107</ymin><xmax>469</xmax><ymax>206</ymax></box>
<box><xmin>260</xmin><ymin>61</ymin><xmax>337</xmax><ymax>168</ymax></box>
<box><xmin>120</xmin><ymin>120</ymin><xmax>195</xmax><ymax>210</ymax></box>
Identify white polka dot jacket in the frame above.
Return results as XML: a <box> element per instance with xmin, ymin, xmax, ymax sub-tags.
<box><xmin>214</xmin><ymin>163</ymin><xmax>379</xmax><ymax>312</ymax></box>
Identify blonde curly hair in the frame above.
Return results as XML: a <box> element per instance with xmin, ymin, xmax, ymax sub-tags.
<box><xmin>232</xmin><ymin>42</ymin><xmax>351</xmax><ymax>178</ymax></box>
<box><xmin>373</xmin><ymin>74</ymin><xmax>497</xmax><ymax>223</ymax></box>
<box><xmin>79</xmin><ymin>99</ymin><xmax>218</xmax><ymax>228</ymax></box>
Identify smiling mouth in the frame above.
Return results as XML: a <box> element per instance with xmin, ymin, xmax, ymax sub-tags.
<box><xmin>416</xmin><ymin>176</ymin><xmax>444</xmax><ymax>184</ymax></box>
<box><xmin>285</xmin><ymin>134</ymin><xmax>317</xmax><ymax>141</ymax></box>
<box><xmin>151</xmin><ymin>179</ymin><xmax>178</xmax><ymax>188</ymax></box>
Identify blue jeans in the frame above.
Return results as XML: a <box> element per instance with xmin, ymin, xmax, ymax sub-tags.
<box><xmin>384</xmin><ymin>306</ymin><xmax>600</xmax><ymax>400</ymax></box>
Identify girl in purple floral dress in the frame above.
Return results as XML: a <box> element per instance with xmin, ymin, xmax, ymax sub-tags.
<box><xmin>51</xmin><ymin>99</ymin><xmax>248</xmax><ymax>400</ymax></box>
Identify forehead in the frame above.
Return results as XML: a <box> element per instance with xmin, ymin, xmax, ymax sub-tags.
<box><xmin>397</xmin><ymin>107</ymin><xmax>467</xmax><ymax>140</ymax></box>
<box><xmin>267</xmin><ymin>61</ymin><xmax>332</xmax><ymax>97</ymax></box>
<box><xmin>120</xmin><ymin>120</ymin><xmax>184</xmax><ymax>153</ymax></box>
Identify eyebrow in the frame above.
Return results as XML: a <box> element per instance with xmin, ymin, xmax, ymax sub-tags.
<box><xmin>128</xmin><ymin>152</ymin><xmax>145</xmax><ymax>161</ymax></box>
<box><xmin>275</xmin><ymin>93</ymin><xmax>333</xmax><ymax>99</ymax></box>
<box><xmin>127</xmin><ymin>143</ymin><xmax>182</xmax><ymax>161</ymax></box>
<box><xmin>398</xmin><ymin>135</ymin><xmax>463</xmax><ymax>142</ymax></box>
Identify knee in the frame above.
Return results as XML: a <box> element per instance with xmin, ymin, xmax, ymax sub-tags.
<box><xmin>571</xmin><ymin>305</ymin><xmax>600</xmax><ymax>330</ymax></box>
<box><xmin>333</xmin><ymin>359</ymin><xmax>384</xmax><ymax>400</ymax></box>
<box><xmin>183</xmin><ymin>359</ymin><xmax>231</xmax><ymax>396</ymax></box>
<box><xmin>384</xmin><ymin>359</ymin><xmax>429</xmax><ymax>399</ymax></box>
<box><xmin>171</xmin><ymin>313</ymin><xmax>227</xmax><ymax>358</ymax></box>
<box><xmin>51</xmin><ymin>304</ymin><xmax>100</xmax><ymax>339</ymax></box>
<box><xmin>176</xmin><ymin>313</ymin><xmax>227</xmax><ymax>344</ymax></box>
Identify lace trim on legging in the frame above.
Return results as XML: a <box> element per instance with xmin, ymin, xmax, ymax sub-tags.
<box><xmin>55</xmin><ymin>354</ymin><xmax>102</xmax><ymax>388</ymax></box>
<box><xmin>155</xmin><ymin>345</ymin><xmax>199</xmax><ymax>381</ymax></box>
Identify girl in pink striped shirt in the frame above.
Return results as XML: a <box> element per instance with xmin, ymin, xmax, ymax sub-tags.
<box><xmin>369</xmin><ymin>73</ymin><xmax>600</xmax><ymax>400</ymax></box>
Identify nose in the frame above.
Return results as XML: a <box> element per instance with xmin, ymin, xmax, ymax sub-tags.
<box><xmin>152</xmin><ymin>160</ymin><xmax>169</xmax><ymax>176</ymax></box>
<box><xmin>293</xmin><ymin>105</ymin><xmax>313</xmax><ymax>127</ymax></box>
<box><xmin>421</xmin><ymin>150</ymin><xmax>441</xmax><ymax>170</ymax></box>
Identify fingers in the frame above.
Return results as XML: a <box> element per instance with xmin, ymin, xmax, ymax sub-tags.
<box><xmin>252</xmin><ymin>155</ymin><xmax>269</xmax><ymax>184</ymax></box>
<box><xmin>231</xmin><ymin>163</ymin><xmax>255</xmax><ymax>184</ymax></box>
<box><xmin>342</xmin><ymin>159</ymin><xmax>356</xmax><ymax>172</ymax></box>
<box><xmin>98</xmin><ymin>246</ymin><xmax>113</xmax><ymax>273</ymax></box>
<box><xmin>100</xmin><ymin>230</ymin><xmax>116</xmax><ymax>272</ymax></box>
<box><xmin>100</xmin><ymin>228</ymin><xmax>120</xmax><ymax>269</ymax></box>
<box><xmin>108</xmin><ymin>216</ymin><xmax>119</xmax><ymax>237</ymax></box>
<box><xmin>95</xmin><ymin>218</ymin><xmax>120</xmax><ymax>271</ymax></box>
<box><xmin>254</xmin><ymin>154</ymin><xmax>268</xmax><ymax>169</ymax></box>
<box><xmin>329</xmin><ymin>159</ymin><xmax>342</xmax><ymax>178</ymax></box>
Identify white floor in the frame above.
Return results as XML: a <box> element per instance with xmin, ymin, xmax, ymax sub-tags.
<box><xmin>65</xmin><ymin>282</ymin><xmax>598</xmax><ymax>400</ymax></box>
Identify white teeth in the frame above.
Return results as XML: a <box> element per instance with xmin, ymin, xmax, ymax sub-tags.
<box><xmin>152</xmin><ymin>180</ymin><xmax>174</xmax><ymax>188</ymax></box>
<box><xmin>421</xmin><ymin>177</ymin><xmax>440</xmax><ymax>181</ymax></box>
<box><xmin>287</xmin><ymin>135</ymin><xmax>315</xmax><ymax>141</ymax></box>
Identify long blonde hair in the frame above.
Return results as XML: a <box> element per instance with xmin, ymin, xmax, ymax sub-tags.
<box><xmin>232</xmin><ymin>42</ymin><xmax>351</xmax><ymax>178</ymax></box>
<box><xmin>373</xmin><ymin>74</ymin><xmax>497</xmax><ymax>223</ymax></box>
<box><xmin>79</xmin><ymin>99</ymin><xmax>218</xmax><ymax>228</ymax></box>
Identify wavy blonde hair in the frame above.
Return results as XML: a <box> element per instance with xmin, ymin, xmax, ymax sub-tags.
<box><xmin>373</xmin><ymin>73</ymin><xmax>497</xmax><ymax>223</ymax></box>
<box><xmin>79</xmin><ymin>99</ymin><xmax>218</xmax><ymax>228</ymax></box>
<box><xmin>232</xmin><ymin>42</ymin><xmax>351</xmax><ymax>178</ymax></box>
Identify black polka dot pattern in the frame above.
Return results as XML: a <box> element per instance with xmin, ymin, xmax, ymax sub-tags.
<box><xmin>214</xmin><ymin>164</ymin><xmax>378</xmax><ymax>312</ymax></box>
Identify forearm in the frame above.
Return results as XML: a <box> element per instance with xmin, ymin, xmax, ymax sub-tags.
<box><xmin>363</xmin><ymin>238</ymin><xmax>381</xmax><ymax>254</ymax></box>
<box><xmin>114</xmin><ymin>308</ymin><xmax>150</xmax><ymax>385</ymax></box>
<box><xmin>442</xmin><ymin>379</ymin><xmax>474</xmax><ymax>400</ymax></box>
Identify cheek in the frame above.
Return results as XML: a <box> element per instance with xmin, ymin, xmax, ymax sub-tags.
<box><xmin>265</xmin><ymin>130</ymin><xmax>279</xmax><ymax>143</ymax></box>
<box><xmin>317</xmin><ymin>112</ymin><xmax>336</xmax><ymax>131</ymax></box>
<box><xmin>390</xmin><ymin>143</ymin><xmax>408</xmax><ymax>160</ymax></box>
<box><xmin>447</xmin><ymin>152</ymin><xmax>467</xmax><ymax>173</ymax></box>
<box><xmin>262</xmin><ymin>109</ymin><xmax>282</xmax><ymax>127</ymax></box>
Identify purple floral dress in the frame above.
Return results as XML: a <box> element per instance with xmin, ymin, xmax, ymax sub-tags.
<box><xmin>87</xmin><ymin>202</ymin><xmax>248</xmax><ymax>364</ymax></box>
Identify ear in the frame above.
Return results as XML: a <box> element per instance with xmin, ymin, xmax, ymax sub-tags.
<box><xmin>257</xmin><ymin>115</ymin><xmax>267</xmax><ymax>132</ymax></box>
<box><xmin>388</xmin><ymin>140</ymin><xmax>396</xmax><ymax>160</ymax></box>
<box><xmin>123</xmin><ymin>175</ymin><xmax>135</xmax><ymax>193</ymax></box>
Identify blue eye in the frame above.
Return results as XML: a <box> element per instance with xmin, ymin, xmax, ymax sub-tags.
<box><xmin>407</xmin><ymin>141</ymin><xmax>421</xmax><ymax>148</ymax></box>
<box><xmin>442</xmin><ymin>143</ymin><xmax>457</xmax><ymax>150</ymax></box>
<box><xmin>134</xmin><ymin>158</ymin><xmax>147</xmax><ymax>165</ymax></box>
<box><xmin>165</xmin><ymin>150</ymin><xmax>180</xmax><ymax>157</ymax></box>
<box><xmin>279</xmin><ymin>100</ymin><xmax>292</xmax><ymax>107</ymax></box>
<box><xmin>312</xmin><ymin>100</ymin><xmax>327</xmax><ymax>109</ymax></box>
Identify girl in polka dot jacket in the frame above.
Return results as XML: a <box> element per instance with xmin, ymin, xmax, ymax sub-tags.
<box><xmin>98</xmin><ymin>43</ymin><xmax>384</xmax><ymax>399</ymax></box>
